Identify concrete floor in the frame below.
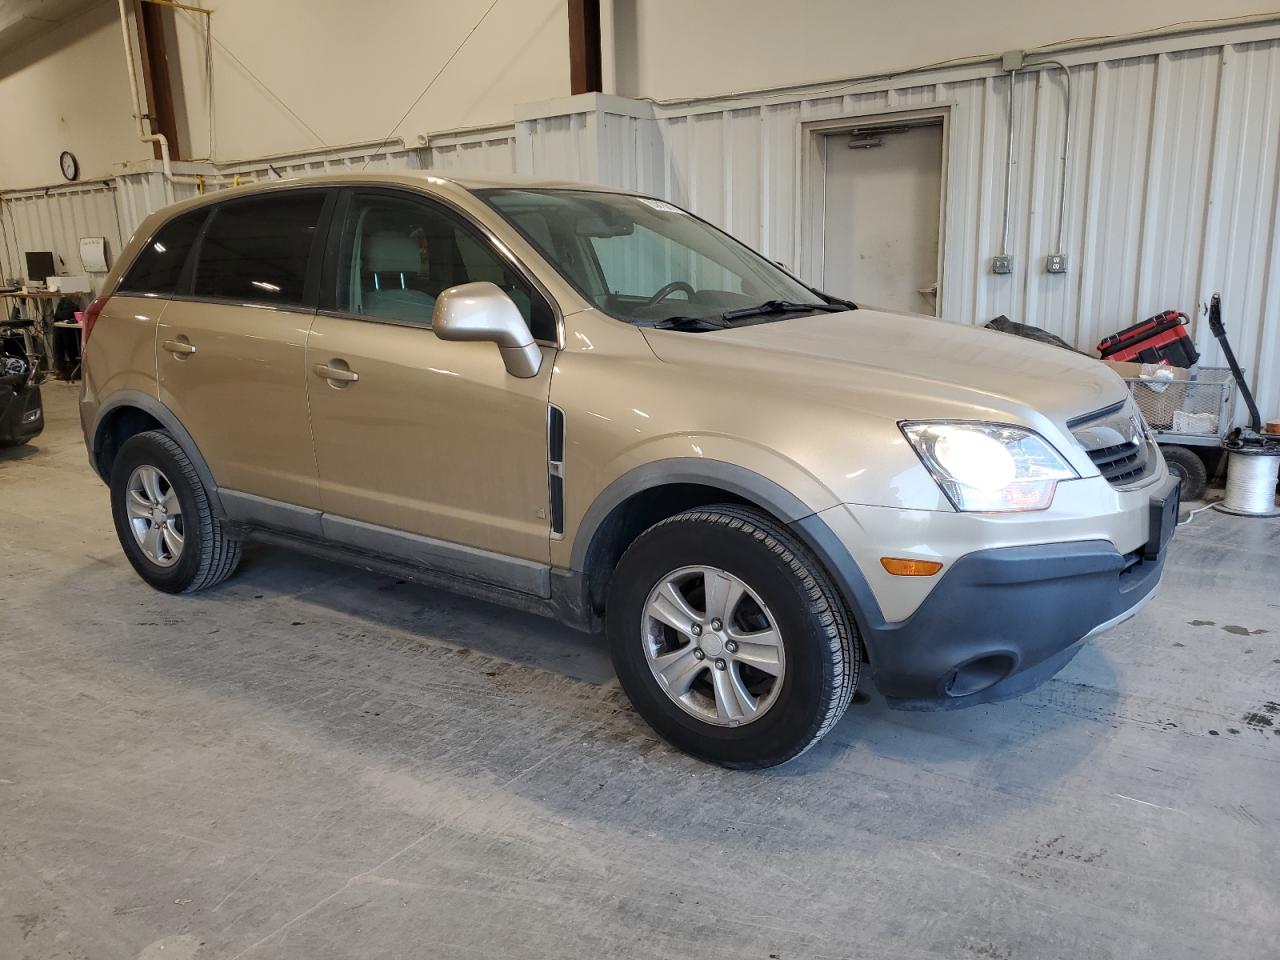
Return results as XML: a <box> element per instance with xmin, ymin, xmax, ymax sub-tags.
<box><xmin>2</xmin><ymin>382</ymin><xmax>1279</xmax><ymax>960</ymax></box>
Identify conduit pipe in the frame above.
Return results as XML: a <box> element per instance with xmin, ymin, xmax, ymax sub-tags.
<box><xmin>117</xmin><ymin>0</ymin><xmax>253</xmax><ymax>198</ymax></box>
<box><xmin>999</xmin><ymin>67</ymin><xmax>1016</xmax><ymax>259</ymax></box>
<box><xmin>1030</xmin><ymin>59</ymin><xmax>1072</xmax><ymax>259</ymax></box>
<box><xmin>996</xmin><ymin>58</ymin><xmax>1073</xmax><ymax>270</ymax></box>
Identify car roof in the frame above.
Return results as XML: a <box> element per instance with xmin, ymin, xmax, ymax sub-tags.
<box><xmin>172</xmin><ymin>170</ymin><xmax>630</xmax><ymax>205</ymax></box>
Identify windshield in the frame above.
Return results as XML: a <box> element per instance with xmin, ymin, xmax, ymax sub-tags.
<box><xmin>479</xmin><ymin>188</ymin><xmax>828</xmax><ymax>326</ymax></box>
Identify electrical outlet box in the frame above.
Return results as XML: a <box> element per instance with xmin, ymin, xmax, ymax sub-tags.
<box><xmin>991</xmin><ymin>255</ymin><xmax>1014</xmax><ymax>275</ymax></box>
<box><xmin>1002</xmin><ymin>50</ymin><xmax>1025</xmax><ymax>72</ymax></box>
<box><xmin>1045</xmin><ymin>254</ymin><xmax>1068</xmax><ymax>274</ymax></box>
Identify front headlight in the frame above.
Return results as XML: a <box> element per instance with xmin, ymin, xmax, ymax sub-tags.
<box><xmin>900</xmin><ymin>421</ymin><xmax>1078</xmax><ymax>512</ymax></box>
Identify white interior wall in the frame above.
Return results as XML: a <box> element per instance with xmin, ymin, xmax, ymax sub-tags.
<box><xmin>611</xmin><ymin>0</ymin><xmax>1278</xmax><ymax>101</ymax></box>
<box><xmin>0</xmin><ymin>2</ymin><xmax>150</xmax><ymax>188</ymax></box>
<box><xmin>167</xmin><ymin>0</ymin><xmax>568</xmax><ymax>163</ymax></box>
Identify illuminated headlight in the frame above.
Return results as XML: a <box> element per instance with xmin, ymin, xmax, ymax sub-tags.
<box><xmin>900</xmin><ymin>421</ymin><xmax>1078</xmax><ymax>512</ymax></box>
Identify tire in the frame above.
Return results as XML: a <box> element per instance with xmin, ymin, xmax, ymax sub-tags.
<box><xmin>1161</xmin><ymin>445</ymin><xmax>1207</xmax><ymax>501</ymax></box>
<box><xmin>110</xmin><ymin>430</ymin><xmax>242</xmax><ymax>593</ymax></box>
<box><xmin>607</xmin><ymin>505</ymin><xmax>858</xmax><ymax>769</ymax></box>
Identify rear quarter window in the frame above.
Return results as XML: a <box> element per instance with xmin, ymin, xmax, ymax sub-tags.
<box><xmin>117</xmin><ymin>208</ymin><xmax>208</xmax><ymax>296</ymax></box>
<box><xmin>192</xmin><ymin>192</ymin><xmax>326</xmax><ymax>306</ymax></box>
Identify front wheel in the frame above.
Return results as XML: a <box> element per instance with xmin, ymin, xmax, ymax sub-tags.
<box><xmin>607</xmin><ymin>505</ymin><xmax>858</xmax><ymax>768</ymax></box>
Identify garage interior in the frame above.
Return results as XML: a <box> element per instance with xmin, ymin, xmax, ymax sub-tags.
<box><xmin>3</xmin><ymin>2</ymin><xmax>1280</xmax><ymax>958</ymax></box>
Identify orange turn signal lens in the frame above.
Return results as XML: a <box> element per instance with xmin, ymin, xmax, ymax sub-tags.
<box><xmin>880</xmin><ymin>557</ymin><xmax>944</xmax><ymax>577</ymax></box>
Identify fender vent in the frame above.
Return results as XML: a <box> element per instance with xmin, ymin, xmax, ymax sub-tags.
<box><xmin>548</xmin><ymin>405</ymin><xmax>565</xmax><ymax>537</ymax></box>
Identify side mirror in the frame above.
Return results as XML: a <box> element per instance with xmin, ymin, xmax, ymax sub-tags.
<box><xmin>432</xmin><ymin>281</ymin><xmax>542</xmax><ymax>378</ymax></box>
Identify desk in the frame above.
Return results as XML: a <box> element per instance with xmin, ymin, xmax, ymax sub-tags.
<box><xmin>52</xmin><ymin>320</ymin><xmax>83</xmax><ymax>380</ymax></box>
<box><xmin>0</xmin><ymin>290</ymin><xmax>87</xmax><ymax>380</ymax></box>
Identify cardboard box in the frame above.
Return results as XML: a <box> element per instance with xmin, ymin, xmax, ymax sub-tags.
<box><xmin>1101</xmin><ymin>360</ymin><xmax>1191</xmax><ymax>429</ymax></box>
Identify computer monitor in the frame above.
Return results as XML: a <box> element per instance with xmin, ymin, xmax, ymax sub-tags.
<box><xmin>25</xmin><ymin>251</ymin><xmax>55</xmax><ymax>283</ymax></box>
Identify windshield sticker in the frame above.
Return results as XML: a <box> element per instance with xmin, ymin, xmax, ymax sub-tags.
<box><xmin>637</xmin><ymin>198</ymin><xmax>686</xmax><ymax>215</ymax></box>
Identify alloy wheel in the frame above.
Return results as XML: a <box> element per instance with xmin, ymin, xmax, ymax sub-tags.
<box><xmin>641</xmin><ymin>565</ymin><xmax>786</xmax><ymax>726</ymax></box>
<box><xmin>125</xmin><ymin>464</ymin><xmax>184</xmax><ymax>567</ymax></box>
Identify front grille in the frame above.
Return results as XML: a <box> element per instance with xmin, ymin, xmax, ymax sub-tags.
<box><xmin>1087</xmin><ymin>440</ymin><xmax>1147</xmax><ymax>484</ymax></box>
<box><xmin>1069</xmin><ymin>401</ymin><xmax>1153</xmax><ymax>488</ymax></box>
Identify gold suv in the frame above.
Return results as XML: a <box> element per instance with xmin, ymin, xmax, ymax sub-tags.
<box><xmin>81</xmin><ymin>172</ymin><xmax>1179</xmax><ymax>767</ymax></box>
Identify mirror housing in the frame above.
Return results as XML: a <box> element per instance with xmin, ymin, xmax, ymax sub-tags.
<box><xmin>432</xmin><ymin>281</ymin><xmax>542</xmax><ymax>378</ymax></box>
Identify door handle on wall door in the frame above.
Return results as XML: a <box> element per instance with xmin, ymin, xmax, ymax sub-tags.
<box><xmin>313</xmin><ymin>361</ymin><xmax>359</xmax><ymax>384</ymax></box>
<box><xmin>161</xmin><ymin>338</ymin><xmax>196</xmax><ymax>356</ymax></box>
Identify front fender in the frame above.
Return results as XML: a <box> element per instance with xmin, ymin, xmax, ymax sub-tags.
<box><xmin>563</xmin><ymin>440</ymin><xmax>841</xmax><ymax>572</ymax></box>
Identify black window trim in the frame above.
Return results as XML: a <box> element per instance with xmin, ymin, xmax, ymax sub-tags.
<box><xmin>315</xmin><ymin>185</ymin><xmax>563</xmax><ymax>348</ymax></box>
<box><xmin>151</xmin><ymin>186</ymin><xmax>339</xmax><ymax>314</ymax></box>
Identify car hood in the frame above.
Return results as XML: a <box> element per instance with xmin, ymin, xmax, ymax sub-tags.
<box><xmin>640</xmin><ymin>307</ymin><xmax>1127</xmax><ymax>426</ymax></box>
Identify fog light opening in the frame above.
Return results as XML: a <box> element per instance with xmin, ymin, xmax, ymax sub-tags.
<box><xmin>945</xmin><ymin>654</ymin><xmax>1016</xmax><ymax>698</ymax></box>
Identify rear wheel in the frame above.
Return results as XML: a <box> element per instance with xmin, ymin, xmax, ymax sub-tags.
<box><xmin>110</xmin><ymin>430</ymin><xmax>241</xmax><ymax>593</ymax></box>
<box><xmin>608</xmin><ymin>505</ymin><xmax>858</xmax><ymax>768</ymax></box>
<box><xmin>1161</xmin><ymin>445</ymin><xmax>1207</xmax><ymax>501</ymax></box>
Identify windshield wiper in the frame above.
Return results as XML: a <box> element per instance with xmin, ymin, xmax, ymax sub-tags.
<box><xmin>650</xmin><ymin>315</ymin><xmax>731</xmax><ymax>331</ymax></box>
<box><xmin>720</xmin><ymin>299</ymin><xmax>849</xmax><ymax>322</ymax></box>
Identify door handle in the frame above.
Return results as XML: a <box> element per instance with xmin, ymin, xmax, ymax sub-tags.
<box><xmin>313</xmin><ymin>361</ymin><xmax>359</xmax><ymax>384</ymax></box>
<box><xmin>161</xmin><ymin>338</ymin><xmax>196</xmax><ymax>356</ymax></box>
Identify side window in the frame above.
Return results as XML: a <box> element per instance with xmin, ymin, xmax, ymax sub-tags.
<box><xmin>118</xmin><ymin>208</ymin><xmax>207</xmax><ymax>295</ymax></box>
<box><xmin>193</xmin><ymin>192</ymin><xmax>326</xmax><ymax>305</ymax></box>
<box><xmin>335</xmin><ymin>193</ymin><xmax>555</xmax><ymax>340</ymax></box>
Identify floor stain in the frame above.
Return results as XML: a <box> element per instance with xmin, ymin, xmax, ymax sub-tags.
<box><xmin>1013</xmin><ymin>835</ymin><xmax>1105</xmax><ymax>879</ymax></box>
<box><xmin>1222</xmin><ymin>624</ymin><xmax>1269</xmax><ymax>636</ymax></box>
<box><xmin>965</xmin><ymin>943</ymin><xmax>1013</xmax><ymax>960</ymax></box>
<box><xmin>1243</xmin><ymin>708</ymin><xmax>1275</xmax><ymax>729</ymax></box>
<box><xmin>1188</xmin><ymin>619</ymin><xmax>1216</xmax><ymax>627</ymax></box>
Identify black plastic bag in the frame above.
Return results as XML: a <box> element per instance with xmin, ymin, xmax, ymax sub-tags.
<box><xmin>984</xmin><ymin>315</ymin><xmax>1082</xmax><ymax>353</ymax></box>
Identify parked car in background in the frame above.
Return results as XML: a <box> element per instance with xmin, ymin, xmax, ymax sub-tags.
<box><xmin>0</xmin><ymin>329</ymin><xmax>43</xmax><ymax>448</ymax></box>
<box><xmin>79</xmin><ymin>172</ymin><xmax>1178</xmax><ymax>767</ymax></box>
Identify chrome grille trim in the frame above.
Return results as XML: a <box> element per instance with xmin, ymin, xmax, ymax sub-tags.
<box><xmin>1069</xmin><ymin>401</ymin><xmax>1155</xmax><ymax>488</ymax></box>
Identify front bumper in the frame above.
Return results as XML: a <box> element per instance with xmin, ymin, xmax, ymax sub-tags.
<box><xmin>0</xmin><ymin>379</ymin><xmax>42</xmax><ymax>445</ymax></box>
<box><xmin>859</xmin><ymin>536</ymin><xmax>1165</xmax><ymax>708</ymax></box>
<box><xmin>791</xmin><ymin>472</ymin><xmax>1178</xmax><ymax>709</ymax></box>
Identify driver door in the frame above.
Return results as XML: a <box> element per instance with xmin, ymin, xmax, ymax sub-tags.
<box><xmin>305</xmin><ymin>189</ymin><xmax>558</xmax><ymax>591</ymax></box>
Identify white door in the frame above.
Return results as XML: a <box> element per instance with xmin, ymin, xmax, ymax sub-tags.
<box><xmin>821</xmin><ymin>123</ymin><xmax>943</xmax><ymax>315</ymax></box>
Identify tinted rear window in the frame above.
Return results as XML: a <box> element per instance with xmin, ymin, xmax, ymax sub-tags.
<box><xmin>118</xmin><ymin>208</ymin><xmax>207</xmax><ymax>295</ymax></box>
<box><xmin>193</xmin><ymin>192</ymin><xmax>326</xmax><ymax>305</ymax></box>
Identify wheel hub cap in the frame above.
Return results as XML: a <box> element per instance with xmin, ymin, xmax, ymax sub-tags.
<box><xmin>641</xmin><ymin>565</ymin><xmax>786</xmax><ymax>727</ymax></box>
<box><xmin>125</xmin><ymin>464</ymin><xmax>184</xmax><ymax>568</ymax></box>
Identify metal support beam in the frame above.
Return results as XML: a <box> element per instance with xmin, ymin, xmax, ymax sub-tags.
<box><xmin>568</xmin><ymin>0</ymin><xmax>602</xmax><ymax>95</ymax></box>
<box><xmin>133</xmin><ymin>0</ymin><xmax>181</xmax><ymax>161</ymax></box>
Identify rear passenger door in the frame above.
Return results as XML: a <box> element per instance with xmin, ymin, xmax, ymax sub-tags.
<box><xmin>156</xmin><ymin>189</ymin><xmax>334</xmax><ymax>514</ymax></box>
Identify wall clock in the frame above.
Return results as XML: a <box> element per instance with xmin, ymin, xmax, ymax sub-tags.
<box><xmin>59</xmin><ymin>151</ymin><xmax>79</xmax><ymax>181</ymax></box>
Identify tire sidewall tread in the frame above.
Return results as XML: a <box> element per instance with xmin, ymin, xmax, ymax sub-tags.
<box><xmin>607</xmin><ymin>504</ymin><xmax>859</xmax><ymax>769</ymax></box>
<box><xmin>109</xmin><ymin>430</ymin><xmax>241</xmax><ymax>594</ymax></box>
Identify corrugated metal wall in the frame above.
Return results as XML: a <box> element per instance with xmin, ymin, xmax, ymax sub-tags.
<box><xmin>426</xmin><ymin>130</ymin><xmax>517</xmax><ymax>175</ymax></box>
<box><xmin>0</xmin><ymin>182</ymin><xmax>125</xmax><ymax>293</ymax></box>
